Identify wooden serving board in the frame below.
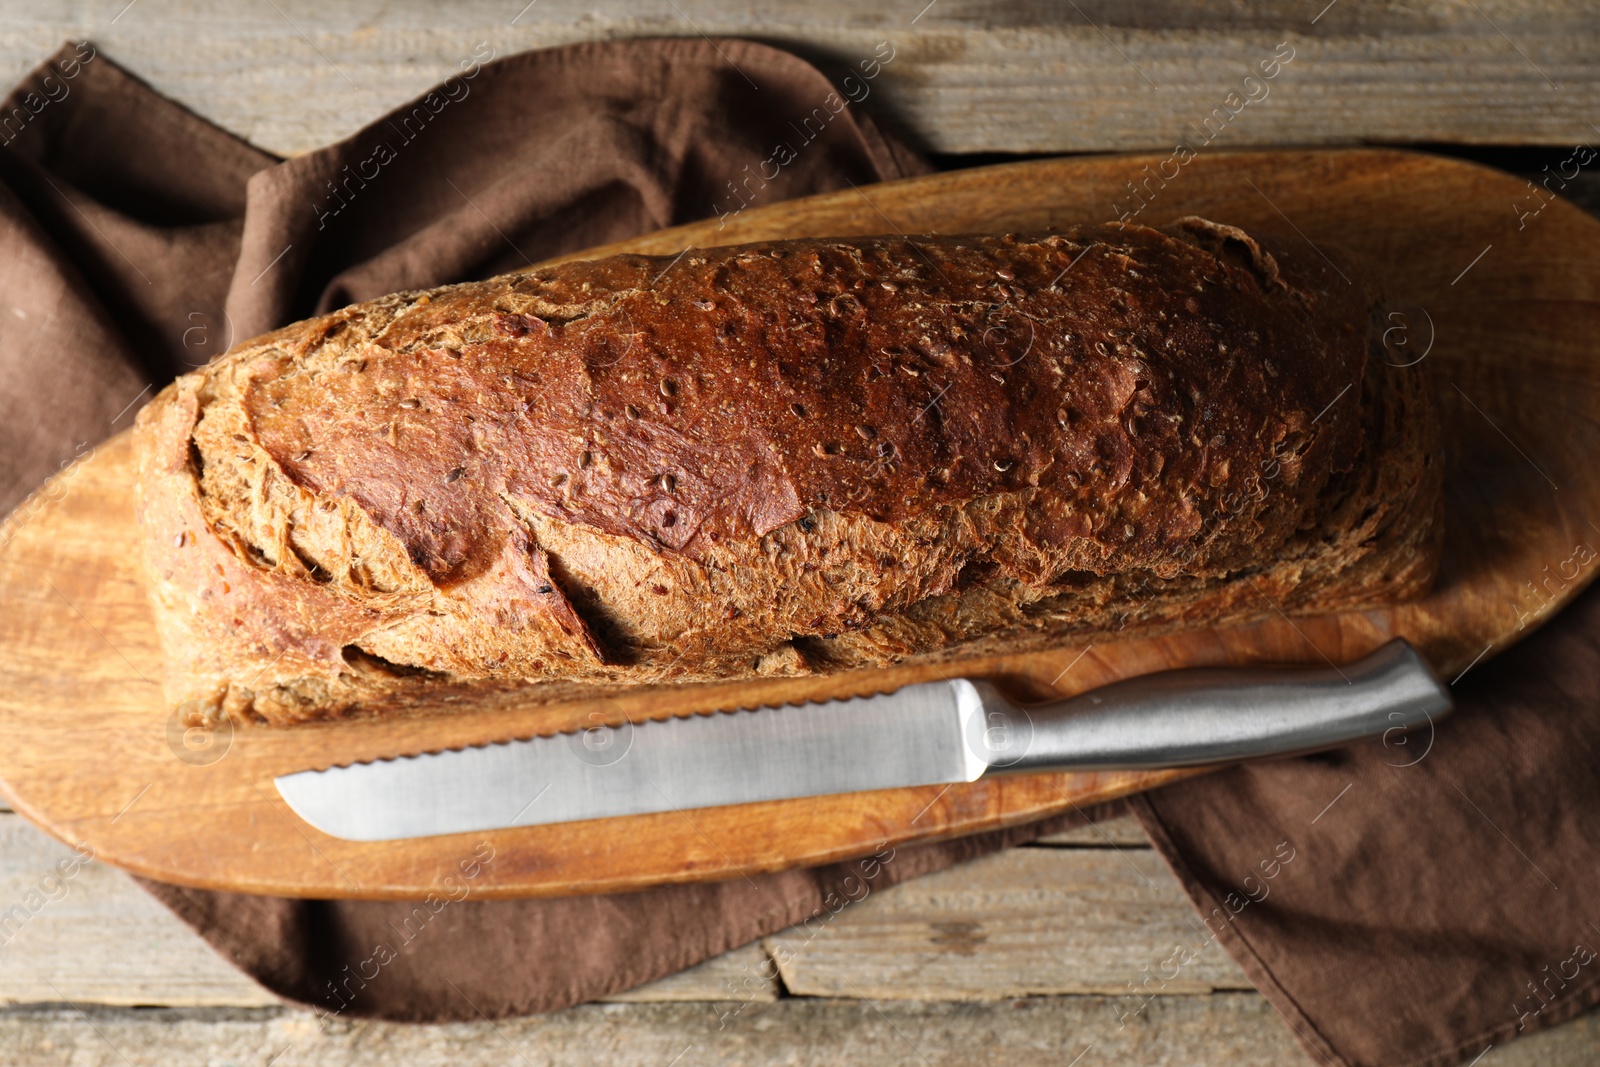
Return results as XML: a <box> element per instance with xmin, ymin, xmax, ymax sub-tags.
<box><xmin>2</xmin><ymin>148</ymin><xmax>1598</xmax><ymax>900</ymax></box>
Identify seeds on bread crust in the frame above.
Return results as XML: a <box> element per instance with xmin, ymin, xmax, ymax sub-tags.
<box><xmin>134</xmin><ymin>220</ymin><xmax>1441</xmax><ymax>726</ymax></box>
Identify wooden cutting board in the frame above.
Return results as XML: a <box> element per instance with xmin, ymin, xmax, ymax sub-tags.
<box><xmin>2</xmin><ymin>148</ymin><xmax>1597</xmax><ymax>900</ymax></box>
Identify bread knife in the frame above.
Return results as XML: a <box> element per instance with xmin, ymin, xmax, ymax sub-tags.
<box><xmin>275</xmin><ymin>639</ymin><xmax>1451</xmax><ymax>842</ymax></box>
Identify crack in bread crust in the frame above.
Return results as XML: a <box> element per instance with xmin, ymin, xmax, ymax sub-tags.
<box><xmin>134</xmin><ymin>222</ymin><xmax>1441</xmax><ymax>726</ymax></box>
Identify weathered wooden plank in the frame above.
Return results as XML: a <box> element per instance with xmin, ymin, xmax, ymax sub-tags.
<box><xmin>0</xmin><ymin>812</ymin><xmax>771</xmax><ymax>1006</ymax></box>
<box><xmin>1</xmin><ymin>770</ymin><xmax>1597</xmax><ymax>1062</ymax></box>
<box><xmin>766</xmin><ymin>848</ymin><xmax>1253</xmax><ymax>998</ymax></box>
<box><xmin>0</xmin><ymin>808</ymin><xmax>1218</xmax><ymax>1008</ymax></box>
<box><xmin>601</xmin><ymin>944</ymin><xmax>777</xmax><ymax>1003</ymax></box>
<box><xmin>0</xmin><ymin>806</ymin><xmax>1209</xmax><ymax>1006</ymax></box>
<box><xmin>0</xmin><ymin>1</ymin><xmax>1596</xmax><ymax>157</ymax></box>
<box><xmin>0</xmin><ymin>814</ymin><xmax>278</xmax><ymax>1008</ymax></box>
<box><xmin>0</xmin><ymin>998</ymin><xmax>1594</xmax><ymax>1067</ymax></box>
<box><xmin>0</xmin><ymin>998</ymin><xmax>1315</xmax><ymax>1067</ymax></box>
<box><xmin>1033</xmin><ymin>812</ymin><xmax>1148</xmax><ymax>847</ymax></box>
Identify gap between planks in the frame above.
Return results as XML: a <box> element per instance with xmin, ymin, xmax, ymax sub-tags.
<box><xmin>3</xmin><ymin>789</ymin><xmax>1598</xmax><ymax>1062</ymax></box>
<box><xmin>0</xmin><ymin>810</ymin><xmax>1172</xmax><ymax>1009</ymax></box>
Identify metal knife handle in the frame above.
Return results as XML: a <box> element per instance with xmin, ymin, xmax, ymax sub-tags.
<box><xmin>962</xmin><ymin>639</ymin><xmax>1452</xmax><ymax>777</ymax></box>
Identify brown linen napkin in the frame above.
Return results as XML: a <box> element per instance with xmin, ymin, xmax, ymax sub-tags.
<box><xmin>1129</xmin><ymin>586</ymin><xmax>1600</xmax><ymax>1067</ymax></box>
<box><xmin>3</xmin><ymin>37</ymin><xmax>1597</xmax><ymax>1067</ymax></box>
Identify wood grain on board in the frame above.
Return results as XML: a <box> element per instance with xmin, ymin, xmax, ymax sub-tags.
<box><xmin>0</xmin><ymin>148</ymin><xmax>1596</xmax><ymax>899</ymax></box>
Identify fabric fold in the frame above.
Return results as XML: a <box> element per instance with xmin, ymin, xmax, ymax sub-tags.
<box><xmin>1130</xmin><ymin>582</ymin><xmax>1600</xmax><ymax>1067</ymax></box>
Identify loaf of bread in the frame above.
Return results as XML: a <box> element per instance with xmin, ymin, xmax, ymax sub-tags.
<box><xmin>135</xmin><ymin>218</ymin><xmax>1442</xmax><ymax>727</ymax></box>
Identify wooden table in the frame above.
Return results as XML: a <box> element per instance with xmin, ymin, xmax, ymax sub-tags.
<box><xmin>2</xmin><ymin>804</ymin><xmax>1596</xmax><ymax>1065</ymax></box>
<box><xmin>2</xmin><ymin>3</ymin><xmax>1599</xmax><ymax>1064</ymax></box>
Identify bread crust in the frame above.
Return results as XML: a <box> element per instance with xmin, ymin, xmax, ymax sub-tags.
<box><xmin>135</xmin><ymin>220</ymin><xmax>1441</xmax><ymax>726</ymax></box>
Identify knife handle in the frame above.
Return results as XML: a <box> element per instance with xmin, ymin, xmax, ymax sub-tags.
<box><xmin>961</xmin><ymin>638</ymin><xmax>1453</xmax><ymax>777</ymax></box>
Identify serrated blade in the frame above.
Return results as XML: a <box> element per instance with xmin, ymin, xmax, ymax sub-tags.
<box><xmin>275</xmin><ymin>681</ymin><xmax>988</xmax><ymax>841</ymax></box>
